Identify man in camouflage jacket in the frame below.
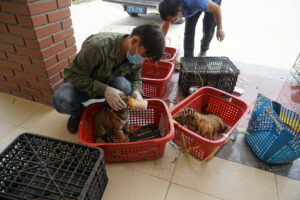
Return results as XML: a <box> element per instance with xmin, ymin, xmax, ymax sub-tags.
<box><xmin>52</xmin><ymin>24</ymin><xmax>165</xmax><ymax>133</ymax></box>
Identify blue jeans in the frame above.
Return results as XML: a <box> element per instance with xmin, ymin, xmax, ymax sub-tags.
<box><xmin>52</xmin><ymin>77</ymin><xmax>132</xmax><ymax>116</ymax></box>
<box><xmin>184</xmin><ymin>0</ymin><xmax>222</xmax><ymax>57</ymax></box>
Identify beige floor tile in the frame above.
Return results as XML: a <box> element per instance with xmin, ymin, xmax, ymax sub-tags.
<box><xmin>0</xmin><ymin>92</ymin><xmax>43</xmax><ymax>126</ymax></box>
<box><xmin>166</xmin><ymin>183</ymin><xmax>223</xmax><ymax>200</ymax></box>
<box><xmin>20</xmin><ymin>106</ymin><xmax>78</xmax><ymax>143</ymax></box>
<box><xmin>276</xmin><ymin>175</ymin><xmax>300</xmax><ymax>200</ymax></box>
<box><xmin>0</xmin><ymin>127</ymin><xmax>31</xmax><ymax>152</ymax></box>
<box><xmin>172</xmin><ymin>153</ymin><xmax>278</xmax><ymax>200</ymax></box>
<box><xmin>106</xmin><ymin>143</ymin><xmax>180</xmax><ymax>181</ymax></box>
<box><xmin>102</xmin><ymin>163</ymin><xmax>169</xmax><ymax>200</ymax></box>
<box><xmin>0</xmin><ymin>120</ymin><xmax>16</xmax><ymax>138</ymax></box>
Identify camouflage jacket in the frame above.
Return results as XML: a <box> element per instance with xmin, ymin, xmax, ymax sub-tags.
<box><xmin>64</xmin><ymin>32</ymin><xmax>142</xmax><ymax>98</ymax></box>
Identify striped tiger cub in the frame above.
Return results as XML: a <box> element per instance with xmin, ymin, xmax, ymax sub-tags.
<box><xmin>174</xmin><ymin>107</ymin><xmax>228</xmax><ymax>140</ymax></box>
<box><xmin>94</xmin><ymin>94</ymin><xmax>131</xmax><ymax>143</ymax></box>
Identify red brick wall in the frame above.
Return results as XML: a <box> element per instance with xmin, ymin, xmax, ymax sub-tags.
<box><xmin>0</xmin><ymin>0</ymin><xmax>76</xmax><ymax>105</ymax></box>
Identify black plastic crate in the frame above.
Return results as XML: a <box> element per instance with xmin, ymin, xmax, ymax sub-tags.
<box><xmin>178</xmin><ymin>57</ymin><xmax>240</xmax><ymax>96</ymax></box>
<box><xmin>0</xmin><ymin>133</ymin><xmax>108</xmax><ymax>200</ymax></box>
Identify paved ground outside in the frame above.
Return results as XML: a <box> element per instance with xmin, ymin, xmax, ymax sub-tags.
<box><xmin>70</xmin><ymin>0</ymin><xmax>300</xmax><ymax>71</ymax></box>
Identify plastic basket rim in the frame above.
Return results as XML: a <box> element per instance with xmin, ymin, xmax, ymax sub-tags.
<box><xmin>77</xmin><ymin>98</ymin><xmax>174</xmax><ymax>148</ymax></box>
<box><xmin>173</xmin><ymin>123</ymin><xmax>229</xmax><ymax>145</ymax></box>
<box><xmin>170</xmin><ymin>86</ymin><xmax>249</xmax><ymax>116</ymax></box>
<box><xmin>1</xmin><ymin>132</ymin><xmax>105</xmax><ymax>156</ymax></box>
<box><xmin>142</xmin><ymin>61</ymin><xmax>175</xmax><ymax>82</ymax></box>
<box><xmin>179</xmin><ymin>55</ymin><xmax>240</xmax><ymax>73</ymax></box>
<box><xmin>161</xmin><ymin>47</ymin><xmax>177</xmax><ymax>62</ymax></box>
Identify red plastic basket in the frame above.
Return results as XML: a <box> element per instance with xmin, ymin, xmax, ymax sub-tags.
<box><xmin>78</xmin><ymin>99</ymin><xmax>174</xmax><ymax>163</ymax></box>
<box><xmin>161</xmin><ymin>47</ymin><xmax>177</xmax><ymax>62</ymax></box>
<box><xmin>170</xmin><ymin>87</ymin><xmax>249</xmax><ymax>160</ymax></box>
<box><xmin>142</xmin><ymin>60</ymin><xmax>174</xmax><ymax>98</ymax></box>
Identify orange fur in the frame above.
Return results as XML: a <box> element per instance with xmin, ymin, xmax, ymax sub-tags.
<box><xmin>174</xmin><ymin>107</ymin><xmax>228</xmax><ymax>140</ymax></box>
<box><xmin>94</xmin><ymin>94</ymin><xmax>131</xmax><ymax>143</ymax></box>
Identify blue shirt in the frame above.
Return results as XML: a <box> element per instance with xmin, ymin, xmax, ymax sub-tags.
<box><xmin>180</xmin><ymin>0</ymin><xmax>221</xmax><ymax>18</ymax></box>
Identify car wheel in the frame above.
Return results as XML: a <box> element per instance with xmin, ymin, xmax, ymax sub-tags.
<box><xmin>172</xmin><ymin>17</ymin><xmax>185</xmax><ymax>24</ymax></box>
<box><xmin>127</xmin><ymin>12</ymin><xmax>138</xmax><ymax>17</ymax></box>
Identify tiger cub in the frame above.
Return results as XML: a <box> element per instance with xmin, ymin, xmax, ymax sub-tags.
<box><xmin>174</xmin><ymin>107</ymin><xmax>228</xmax><ymax>140</ymax></box>
<box><xmin>94</xmin><ymin>94</ymin><xmax>131</xmax><ymax>143</ymax></box>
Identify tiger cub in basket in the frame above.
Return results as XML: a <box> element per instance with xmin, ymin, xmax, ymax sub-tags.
<box><xmin>174</xmin><ymin>107</ymin><xmax>228</xmax><ymax>140</ymax></box>
<box><xmin>94</xmin><ymin>94</ymin><xmax>131</xmax><ymax>143</ymax></box>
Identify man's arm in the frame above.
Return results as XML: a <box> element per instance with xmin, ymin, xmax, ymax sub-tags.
<box><xmin>207</xmin><ymin>0</ymin><xmax>225</xmax><ymax>41</ymax></box>
<box><xmin>64</xmin><ymin>46</ymin><xmax>108</xmax><ymax>98</ymax></box>
<box><xmin>161</xmin><ymin>21</ymin><xmax>170</xmax><ymax>36</ymax></box>
<box><xmin>126</xmin><ymin>64</ymin><xmax>143</xmax><ymax>96</ymax></box>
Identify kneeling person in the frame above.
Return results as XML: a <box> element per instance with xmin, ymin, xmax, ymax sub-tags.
<box><xmin>52</xmin><ymin>24</ymin><xmax>165</xmax><ymax>133</ymax></box>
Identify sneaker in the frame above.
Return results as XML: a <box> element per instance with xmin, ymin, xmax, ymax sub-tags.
<box><xmin>67</xmin><ymin>114</ymin><xmax>82</xmax><ymax>134</ymax></box>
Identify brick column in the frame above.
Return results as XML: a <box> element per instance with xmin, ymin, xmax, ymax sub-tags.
<box><xmin>0</xmin><ymin>0</ymin><xmax>76</xmax><ymax>105</ymax></box>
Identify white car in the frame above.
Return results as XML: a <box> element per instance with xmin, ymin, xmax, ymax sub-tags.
<box><xmin>103</xmin><ymin>0</ymin><xmax>185</xmax><ymax>24</ymax></box>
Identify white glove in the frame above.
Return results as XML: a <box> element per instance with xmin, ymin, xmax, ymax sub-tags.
<box><xmin>104</xmin><ymin>87</ymin><xmax>127</xmax><ymax>111</ymax></box>
<box><xmin>216</xmin><ymin>29</ymin><xmax>225</xmax><ymax>41</ymax></box>
<box><xmin>131</xmin><ymin>90</ymin><xmax>143</xmax><ymax>100</ymax></box>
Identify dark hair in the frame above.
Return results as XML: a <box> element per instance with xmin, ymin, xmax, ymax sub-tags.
<box><xmin>159</xmin><ymin>0</ymin><xmax>181</xmax><ymax>20</ymax></box>
<box><xmin>130</xmin><ymin>24</ymin><xmax>165</xmax><ymax>62</ymax></box>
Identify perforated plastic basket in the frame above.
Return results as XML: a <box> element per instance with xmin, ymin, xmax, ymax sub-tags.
<box><xmin>161</xmin><ymin>47</ymin><xmax>177</xmax><ymax>63</ymax></box>
<box><xmin>142</xmin><ymin>60</ymin><xmax>175</xmax><ymax>98</ymax></box>
<box><xmin>78</xmin><ymin>99</ymin><xmax>174</xmax><ymax>163</ymax></box>
<box><xmin>171</xmin><ymin>87</ymin><xmax>249</xmax><ymax>160</ymax></box>
<box><xmin>179</xmin><ymin>57</ymin><xmax>240</xmax><ymax>96</ymax></box>
<box><xmin>0</xmin><ymin>133</ymin><xmax>108</xmax><ymax>200</ymax></box>
<box><xmin>245</xmin><ymin>94</ymin><xmax>300</xmax><ymax>164</ymax></box>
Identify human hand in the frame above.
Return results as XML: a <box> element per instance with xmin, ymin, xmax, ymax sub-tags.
<box><xmin>131</xmin><ymin>90</ymin><xmax>143</xmax><ymax>100</ymax></box>
<box><xmin>216</xmin><ymin>29</ymin><xmax>225</xmax><ymax>41</ymax></box>
<box><xmin>104</xmin><ymin>87</ymin><xmax>127</xmax><ymax>111</ymax></box>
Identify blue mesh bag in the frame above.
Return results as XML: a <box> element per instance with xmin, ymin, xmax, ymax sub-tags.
<box><xmin>245</xmin><ymin>93</ymin><xmax>300</xmax><ymax>164</ymax></box>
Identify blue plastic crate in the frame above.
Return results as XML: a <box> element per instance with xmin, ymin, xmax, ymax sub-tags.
<box><xmin>245</xmin><ymin>94</ymin><xmax>300</xmax><ymax>164</ymax></box>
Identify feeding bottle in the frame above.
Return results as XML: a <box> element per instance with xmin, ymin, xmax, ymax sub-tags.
<box><xmin>128</xmin><ymin>98</ymin><xmax>148</xmax><ymax>109</ymax></box>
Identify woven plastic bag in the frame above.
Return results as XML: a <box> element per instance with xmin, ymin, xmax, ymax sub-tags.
<box><xmin>245</xmin><ymin>93</ymin><xmax>300</xmax><ymax>164</ymax></box>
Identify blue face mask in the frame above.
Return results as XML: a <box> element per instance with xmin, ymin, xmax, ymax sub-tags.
<box><xmin>126</xmin><ymin>45</ymin><xmax>145</xmax><ymax>65</ymax></box>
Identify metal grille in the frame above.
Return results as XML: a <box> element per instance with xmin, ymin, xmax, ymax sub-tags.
<box><xmin>291</xmin><ymin>53</ymin><xmax>300</xmax><ymax>84</ymax></box>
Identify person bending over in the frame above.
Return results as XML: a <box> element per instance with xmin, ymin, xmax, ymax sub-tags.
<box><xmin>159</xmin><ymin>0</ymin><xmax>224</xmax><ymax>57</ymax></box>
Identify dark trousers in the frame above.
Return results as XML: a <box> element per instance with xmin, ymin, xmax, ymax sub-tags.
<box><xmin>184</xmin><ymin>1</ymin><xmax>221</xmax><ymax>57</ymax></box>
<box><xmin>52</xmin><ymin>77</ymin><xmax>132</xmax><ymax>116</ymax></box>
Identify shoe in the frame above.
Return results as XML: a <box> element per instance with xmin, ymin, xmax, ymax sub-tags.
<box><xmin>67</xmin><ymin>114</ymin><xmax>82</xmax><ymax>134</ymax></box>
<box><xmin>199</xmin><ymin>51</ymin><xmax>207</xmax><ymax>57</ymax></box>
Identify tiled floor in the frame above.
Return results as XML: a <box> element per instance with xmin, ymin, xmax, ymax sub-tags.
<box><xmin>1</xmin><ymin>0</ymin><xmax>300</xmax><ymax>199</ymax></box>
<box><xmin>1</xmin><ymin>81</ymin><xmax>300</xmax><ymax>200</ymax></box>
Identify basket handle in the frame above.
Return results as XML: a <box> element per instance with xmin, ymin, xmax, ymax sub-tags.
<box><xmin>209</xmin><ymin>87</ymin><xmax>238</xmax><ymax>103</ymax></box>
<box><xmin>264</xmin><ymin>107</ymin><xmax>284</xmax><ymax>131</ymax></box>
